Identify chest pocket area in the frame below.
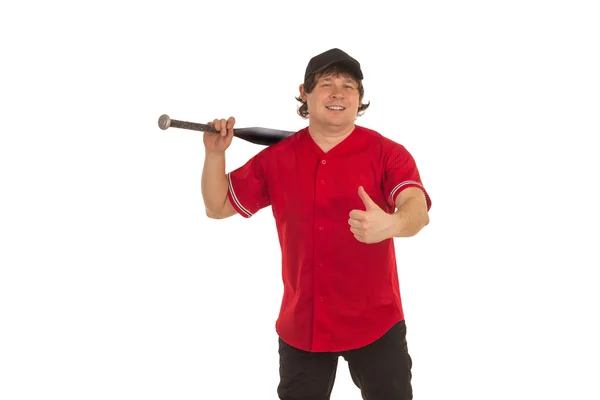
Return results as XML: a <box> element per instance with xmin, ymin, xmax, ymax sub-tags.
<box><xmin>332</xmin><ymin>161</ymin><xmax>385</xmax><ymax>212</ymax></box>
<box><xmin>270</xmin><ymin>158</ymin><xmax>314</xmax><ymax>223</ymax></box>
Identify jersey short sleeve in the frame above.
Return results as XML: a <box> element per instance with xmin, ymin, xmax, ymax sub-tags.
<box><xmin>226</xmin><ymin>148</ymin><xmax>271</xmax><ymax>218</ymax></box>
<box><xmin>382</xmin><ymin>141</ymin><xmax>432</xmax><ymax>210</ymax></box>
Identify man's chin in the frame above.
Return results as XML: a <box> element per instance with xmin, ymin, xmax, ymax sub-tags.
<box><xmin>325</xmin><ymin>119</ymin><xmax>352</xmax><ymax>127</ymax></box>
<box><xmin>323</xmin><ymin>113</ymin><xmax>348</xmax><ymax>123</ymax></box>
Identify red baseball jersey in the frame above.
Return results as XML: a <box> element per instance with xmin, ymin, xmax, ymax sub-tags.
<box><xmin>226</xmin><ymin>125</ymin><xmax>432</xmax><ymax>352</ymax></box>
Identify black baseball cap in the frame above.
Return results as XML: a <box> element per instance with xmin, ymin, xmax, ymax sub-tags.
<box><xmin>304</xmin><ymin>48</ymin><xmax>363</xmax><ymax>82</ymax></box>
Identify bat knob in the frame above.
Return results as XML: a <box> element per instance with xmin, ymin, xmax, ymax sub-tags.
<box><xmin>158</xmin><ymin>114</ymin><xmax>171</xmax><ymax>130</ymax></box>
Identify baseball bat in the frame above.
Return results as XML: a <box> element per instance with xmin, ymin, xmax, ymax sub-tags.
<box><xmin>158</xmin><ymin>114</ymin><xmax>295</xmax><ymax>146</ymax></box>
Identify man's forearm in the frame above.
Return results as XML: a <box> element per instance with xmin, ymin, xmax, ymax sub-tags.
<box><xmin>389</xmin><ymin>198</ymin><xmax>430</xmax><ymax>238</ymax></box>
<box><xmin>201</xmin><ymin>152</ymin><xmax>229</xmax><ymax>215</ymax></box>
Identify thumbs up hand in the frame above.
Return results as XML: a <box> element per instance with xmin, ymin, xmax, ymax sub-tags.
<box><xmin>348</xmin><ymin>186</ymin><xmax>394</xmax><ymax>244</ymax></box>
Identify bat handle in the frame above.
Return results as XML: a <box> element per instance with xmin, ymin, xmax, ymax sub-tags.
<box><xmin>158</xmin><ymin>114</ymin><xmax>219</xmax><ymax>133</ymax></box>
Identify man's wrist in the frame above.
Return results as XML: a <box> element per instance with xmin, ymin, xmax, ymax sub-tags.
<box><xmin>204</xmin><ymin>150</ymin><xmax>226</xmax><ymax>159</ymax></box>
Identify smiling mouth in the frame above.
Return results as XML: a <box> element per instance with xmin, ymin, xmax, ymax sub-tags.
<box><xmin>326</xmin><ymin>106</ymin><xmax>345</xmax><ymax>111</ymax></box>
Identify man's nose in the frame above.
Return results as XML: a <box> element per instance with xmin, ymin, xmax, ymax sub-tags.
<box><xmin>330</xmin><ymin>86</ymin><xmax>344</xmax><ymax>98</ymax></box>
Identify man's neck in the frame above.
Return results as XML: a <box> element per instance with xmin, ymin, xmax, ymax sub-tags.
<box><xmin>308</xmin><ymin>123</ymin><xmax>355</xmax><ymax>152</ymax></box>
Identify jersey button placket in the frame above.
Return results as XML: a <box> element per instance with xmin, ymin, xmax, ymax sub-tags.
<box><xmin>313</xmin><ymin>156</ymin><xmax>331</xmax><ymax>348</ymax></box>
<box><xmin>315</xmin><ymin>158</ymin><xmax>328</xmax><ymax>234</ymax></box>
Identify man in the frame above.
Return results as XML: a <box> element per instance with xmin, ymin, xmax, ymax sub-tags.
<box><xmin>201</xmin><ymin>48</ymin><xmax>432</xmax><ymax>400</ymax></box>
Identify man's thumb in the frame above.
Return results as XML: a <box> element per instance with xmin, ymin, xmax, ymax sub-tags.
<box><xmin>358</xmin><ymin>186</ymin><xmax>377</xmax><ymax>210</ymax></box>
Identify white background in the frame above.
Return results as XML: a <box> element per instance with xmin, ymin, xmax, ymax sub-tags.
<box><xmin>1</xmin><ymin>1</ymin><xmax>599</xmax><ymax>399</ymax></box>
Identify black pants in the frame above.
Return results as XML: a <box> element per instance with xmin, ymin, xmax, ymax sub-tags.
<box><xmin>277</xmin><ymin>320</ymin><xmax>413</xmax><ymax>400</ymax></box>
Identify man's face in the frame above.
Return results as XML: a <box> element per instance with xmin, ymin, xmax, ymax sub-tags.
<box><xmin>301</xmin><ymin>72</ymin><xmax>361</xmax><ymax>129</ymax></box>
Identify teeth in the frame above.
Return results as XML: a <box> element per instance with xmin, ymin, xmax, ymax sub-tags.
<box><xmin>327</xmin><ymin>106</ymin><xmax>344</xmax><ymax>110</ymax></box>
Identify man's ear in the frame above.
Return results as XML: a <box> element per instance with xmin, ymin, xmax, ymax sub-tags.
<box><xmin>299</xmin><ymin>84</ymin><xmax>307</xmax><ymax>102</ymax></box>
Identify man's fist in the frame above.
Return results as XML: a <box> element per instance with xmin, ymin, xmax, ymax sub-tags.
<box><xmin>348</xmin><ymin>186</ymin><xmax>394</xmax><ymax>244</ymax></box>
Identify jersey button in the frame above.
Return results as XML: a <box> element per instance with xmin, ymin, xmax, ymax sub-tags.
<box><xmin>318</xmin><ymin>226</ymin><xmax>324</xmax><ymax>231</ymax></box>
<box><xmin>321</xmin><ymin>160</ymin><xmax>326</xmax><ymax>164</ymax></box>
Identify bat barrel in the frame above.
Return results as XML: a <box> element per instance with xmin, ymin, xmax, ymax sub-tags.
<box><xmin>233</xmin><ymin>127</ymin><xmax>290</xmax><ymax>146</ymax></box>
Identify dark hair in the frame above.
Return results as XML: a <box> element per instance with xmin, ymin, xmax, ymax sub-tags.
<box><xmin>295</xmin><ymin>63</ymin><xmax>371</xmax><ymax>119</ymax></box>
